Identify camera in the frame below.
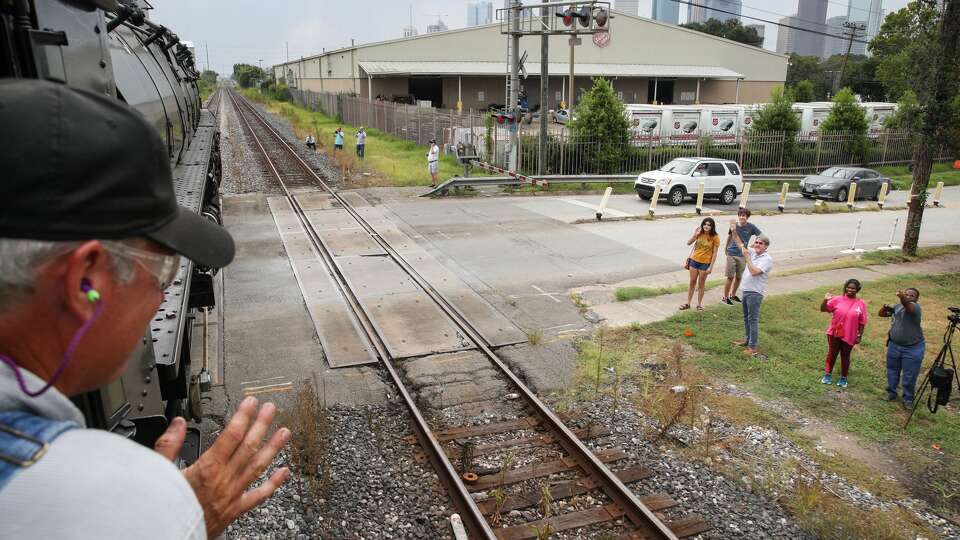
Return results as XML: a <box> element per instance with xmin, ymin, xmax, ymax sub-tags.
<box><xmin>950</xmin><ymin>307</ymin><xmax>960</xmax><ymax>324</ymax></box>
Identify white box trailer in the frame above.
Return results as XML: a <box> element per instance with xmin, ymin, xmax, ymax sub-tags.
<box><xmin>862</xmin><ymin>102</ymin><xmax>896</xmax><ymax>137</ymax></box>
<box><xmin>625</xmin><ymin>104</ymin><xmax>743</xmax><ymax>145</ymax></box>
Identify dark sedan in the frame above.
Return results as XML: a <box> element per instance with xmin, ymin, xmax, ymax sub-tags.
<box><xmin>800</xmin><ymin>167</ymin><xmax>892</xmax><ymax>202</ymax></box>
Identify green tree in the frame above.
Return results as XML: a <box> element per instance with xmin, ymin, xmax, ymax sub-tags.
<box><xmin>868</xmin><ymin>1</ymin><xmax>941</xmax><ymax>101</ymax></box>
<box><xmin>883</xmin><ymin>89</ymin><xmax>921</xmax><ymax>131</ymax></box>
<box><xmin>820</xmin><ymin>88</ymin><xmax>869</xmax><ymax>133</ymax></box>
<box><xmin>749</xmin><ymin>87</ymin><xmax>800</xmax><ymax>133</ymax></box>
<box><xmin>569</xmin><ymin>78</ymin><xmax>630</xmax><ymax>174</ymax></box>
<box><xmin>232</xmin><ymin>63</ymin><xmax>265</xmax><ymax>89</ymax></box>
<box><xmin>680</xmin><ymin>18</ymin><xmax>763</xmax><ymax>47</ymax></box>
<box><xmin>903</xmin><ymin>0</ymin><xmax>960</xmax><ymax>255</ymax></box>
<box><xmin>785</xmin><ymin>54</ymin><xmax>830</xmax><ymax>99</ymax></box>
<box><xmin>820</xmin><ymin>87</ymin><xmax>869</xmax><ymax>164</ymax></box>
<box><xmin>200</xmin><ymin>70</ymin><xmax>218</xmax><ymax>85</ymax></box>
<box><xmin>789</xmin><ymin>80</ymin><xmax>816</xmax><ymax>102</ymax></box>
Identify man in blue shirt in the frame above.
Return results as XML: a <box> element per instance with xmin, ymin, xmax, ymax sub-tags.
<box><xmin>721</xmin><ymin>208</ymin><xmax>762</xmax><ymax>306</ymax></box>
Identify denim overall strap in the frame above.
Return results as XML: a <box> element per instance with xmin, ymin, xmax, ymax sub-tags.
<box><xmin>0</xmin><ymin>411</ymin><xmax>77</xmax><ymax>490</ymax></box>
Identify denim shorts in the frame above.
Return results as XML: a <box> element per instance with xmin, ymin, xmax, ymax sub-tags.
<box><xmin>687</xmin><ymin>258</ymin><xmax>711</xmax><ymax>271</ymax></box>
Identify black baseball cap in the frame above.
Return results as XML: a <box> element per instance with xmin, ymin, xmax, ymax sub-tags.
<box><xmin>0</xmin><ymin>79</ymin><xmax>234</xmax><ymax>268</ymax></box>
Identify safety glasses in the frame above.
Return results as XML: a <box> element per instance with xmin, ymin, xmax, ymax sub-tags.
<box><xmin>100</xmin><ymin>240</ymin><xmax>181</xmax><ymax>291</ymax></box>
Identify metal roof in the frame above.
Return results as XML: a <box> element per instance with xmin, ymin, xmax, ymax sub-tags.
<box><xmin>358</xmin><ymin>61</ymin><xmax>743</xmax><ymax>79</ymax></box>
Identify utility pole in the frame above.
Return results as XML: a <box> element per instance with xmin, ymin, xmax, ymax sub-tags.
<box><xmin>285</xmin><ymin>42</ymin><xmax>289</xmax><ymax>64</ymax></box>
<box><xmin>835</xmin><ymin>21</ymin><xmax>865</xmax><ymax>93</ymax></box>
<box><xmin>903</xmin><ymin>0</ymin><xmax>959</xmax><ymax>255</ymax></box>
<box><xmin>568</xmin><ymin>34</ymin><xmax>579</xmax><ymax>110</ymax></box>
<box><xmin>539</xmin><ymin>0</ymin><xmax>549</xmax><ymax>175</ymax></box>
<box><xmin>508</xmin><ymin>0</ymin><xmax>520</xmax><ymax>170</ymax></box>
<box><xmin>205</xmin><ymin>42</ymin><xmax>210</xmax><ymax>73</ymax></box>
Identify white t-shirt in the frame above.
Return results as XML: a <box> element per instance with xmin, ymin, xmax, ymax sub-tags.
<box><xmin>740</xmin><ymin>248</ymin><xmax>773</xmax><ymax>295</ymax></box>
<box><xmin>427</xmin><ymin>144</ymin><xmax>439</xmax><ymax>163</ymax></box>
<box><xmin>0</xmin><ymin>368</ymin><xmax>206</xmax><ymax>539</ymax></box>
<box><xmin>356</xmin><ymin>131</ymin><xmax>366</xmax><ymax>144</ymax></box>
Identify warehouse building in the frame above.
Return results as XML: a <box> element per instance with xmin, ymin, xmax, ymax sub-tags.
<box><xmin>273</xmin><ymin>12</ymin><xmax>787</xmax><ymax>109</ymax></box>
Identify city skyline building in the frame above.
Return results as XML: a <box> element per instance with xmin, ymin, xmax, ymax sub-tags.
<box><xmin>823</xmin><ymin>15</ymin><xmax>849</xmax><ymax>58</ymax></box>
<box><xmin>687</xmin><ymin>0</ymin><xmax>742</xmax><ymax>24</ymax></box>
<box><xmin>775</xmin><ymin>14</ymin><xmax>798</xmax><ymax>54</ymax></box>
<box><xmin>846</xmin><ymin>0</ymin><xmax>883</xmax><ymax>55</ymax></box>
<box><xmin>467</xmin><ymin>1</ymin><xmax>493</xmax><ymax>26</ymax></box>
<box><xmin>652</xmin><ymin>0</ymin><xmax>679</xmax><ymax>24</ymax></box>
<box><xmin>425</xmin><ymin>18</ymin><xmax>448</xmax><ymax>33</ymax></box>
<box><xmin>793</xmin><ymin>0</ymin><xmax>829</xmax><ymax>57</ymax></box>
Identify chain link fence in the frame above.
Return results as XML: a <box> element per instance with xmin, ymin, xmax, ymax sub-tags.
<box><xmin>289</xmin><ymin>89</ymin><xmax>952</xmax><ymax>176</ymax></box>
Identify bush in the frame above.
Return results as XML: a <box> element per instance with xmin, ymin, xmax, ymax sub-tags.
<box><xmin>569</xmin><ymin>78</ymin><xmax>631</xmax><ymax>174</ymax></box>
<box><xmin>821</xmin><ymin>88</ymin><xmax>869</xmax><ymax>164</ymax></box>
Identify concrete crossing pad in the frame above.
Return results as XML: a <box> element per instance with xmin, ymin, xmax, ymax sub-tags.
<box><xmin>267</xmin><ymin>197</ymin><xmax>378</xmax><ymax>368</ymax></box>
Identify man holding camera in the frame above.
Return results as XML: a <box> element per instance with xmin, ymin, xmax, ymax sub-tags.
<box><xmin>880</xmin><ymin>288</ymin><xmax>925</xmax><ymax>409</ymax></box>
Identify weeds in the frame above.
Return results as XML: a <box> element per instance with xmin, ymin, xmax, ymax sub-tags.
<box><xmin>280</xmin><ymin>379</ymin><xmax>331</xmax><ymax>510</ymax></box>
<box><xmin>527</xmin><ymin>330</ymin><xmax>543</xmax><ymax>346</ymax></box>
<box><xmin>570</xmin><ymin>293</ymin><xmax>588</xmax><ymax>314</ymax></box>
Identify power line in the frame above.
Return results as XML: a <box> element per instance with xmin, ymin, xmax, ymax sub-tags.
<box><xmin>671</xmin><ymin>0</ymin><xmax>872</xmax><ymax>45</ymax></box>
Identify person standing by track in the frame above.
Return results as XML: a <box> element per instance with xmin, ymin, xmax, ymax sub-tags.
<box><xmin>355</xmin><ymin>127</ymin><xmax>366</xmax><ymax>160</ymax></box>
<box><xmin>819</xmin><ymin>279</ymin><xmax>867</xmax><ymax>388</ymax></box>
<box><xmin>721</xmin><ymin>208</ymin><xmax>762</xmax><ymax>306</ymax></box>
<box><xmin>729</xmin><ymin>225</ymin><xmax>773</xmax><ymax>357</ymax></box>
<box><xmin>680</xmin><ymin>217</ymin><xmax>720</xmax><ymax>312</ymax></box>
<box><xmin>427</xmin><ymin>138</ymin><xmax>440</xmax><ymax>187</ymax></box>
<box><xmin>333</xmin><ymin>127</ymin><xmax>344</xmax><ymax>151</ymax></box>
<box><xmin>880</xmin><ymin>288</ymin><xmax>925</xmax><ymax>409</ymax></box>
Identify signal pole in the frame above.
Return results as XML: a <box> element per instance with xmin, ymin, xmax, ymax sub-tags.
<box><xmin>539</xmin><ymin>0</ymin><xmax>549</xmax><ymax>175</ymax></box>
<box><xmin>508</xmin><ymin>1</ymin><xmax>521</xmax><ymax>170</ymax></box>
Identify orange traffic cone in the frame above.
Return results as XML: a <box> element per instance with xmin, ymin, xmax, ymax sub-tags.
<box><xmin>953</xmin><ymin>160</ymin><xmax>960</xmax><ymax>170</ymax></box>
<box><xmin>683</xmin><ymin>328</ymin><xmax>694</xmax><ymax>337</ymax></box>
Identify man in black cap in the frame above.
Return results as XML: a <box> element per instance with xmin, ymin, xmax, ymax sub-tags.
<box><xmin>0</xmin><ymin>79</ymin><xmax>289</xmax><ymax>538</ymax></box>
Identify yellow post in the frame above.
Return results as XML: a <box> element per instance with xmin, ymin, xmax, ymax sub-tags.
<box><xmin>847</xmin><ymin>182</ymin><xmax>858</xmax><ymax>209</ymax></box>
<box><xmin>695</xmin><ymin>182</ymin><xmax>705</xmax><ymax>215</ymax></box>
<box><xmin>877</xmin><ymin>182</ymin><xmax>889</xmax><ymax>209</ymax></box>
<box><xmin>777</xmin><ymin>182</ymin><xmax>789</xmax><ymax>212</ymax></box>
<box><xmin>648</xmin><ymin>186</ymin><xmax>662</xmax><ymax>217</ymax></box>
<box><xmin>933</xmin><ymin>181</ymin><xmax>944</xmax><ymax>207</ymax></box>
<box><xmin>739</xmin><ymin>182</ymin><xmax>751</xmax><ymax>208</ymax></box>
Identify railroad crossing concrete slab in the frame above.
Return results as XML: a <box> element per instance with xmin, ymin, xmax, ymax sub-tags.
<box><xmin>296</xmin><ymin>191</ymin><xmax>337</xmax><ymax>210</ymax></box>
<box><xmin>221</xmin><ymin>193</ymin><xmax>386</xmax><ymax>406</ymax></box>
<box><xmin>317</xmin><ymin>228</ymin><xmax>387</xmax><ymax>257</ymax></box>
<box><xmin>365</xmin><ymin>291</ymin><xmax>472</xmax><ymax>359</ymax></box>
<box><xmin>336</xmin><ymin>255</ymin><xmax>421</xmax><ymax>296</ymax></box>
<box><xmin>268</xmin><ymin>197</ymin><xmax>378</xmax><ymax>368</ymax></box>
<box><xmin>402</xmin><ymin>350</ymin><xmax>505</xmax><ymax>410</ymax></box>
<box><xmin>303</xmin><ymin>208</ymin><xmax>360</xmax><ymax>230</ymax></box>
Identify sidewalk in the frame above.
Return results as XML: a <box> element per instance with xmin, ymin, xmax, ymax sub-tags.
<box><xmin>581</xmin><ymin>253</ymin><xmax>960</xmax><ymax>328</ymax></box>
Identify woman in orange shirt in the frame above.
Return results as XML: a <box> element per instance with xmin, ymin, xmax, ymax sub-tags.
<box><xmin>681</xmin><ymin>217</ymin><xmax>720</xmax><ymax>311</ymax></box>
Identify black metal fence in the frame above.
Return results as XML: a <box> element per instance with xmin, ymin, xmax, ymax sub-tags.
<box><xmin>288</xmin><ymin>89</ymin><xmax>953</xmax><ymax>176</ymax></box>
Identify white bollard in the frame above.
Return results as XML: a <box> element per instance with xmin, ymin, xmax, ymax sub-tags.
<box><xmin>648</xmin><ymin>185</ymin><xmax>662</xmax><ymax>217</ymax></box>
<box><xmin>846</xmin><ymin>182</ymin><xmax>858</xmax><ymax>210</ymax></box>
<box><xmin>695</xmin><ymin>182</ymin><xmax>705</xmax><ymax>215</ymax></box>
<box><xmin>739</xmin><ymin>182</ymin><xmax>752</xmax><ymax>209</ymax></box>
<box><xmin>777</xmin><ymin>182</ymin><xmax>789</xmax><ymax>212</ymax></box>
<box><xmin>877</xmin><ymin>182</ymin><xmax>889</xmax><ymax>209</ymax></box>
<box><xmin>596</xmin><ymin>186</ymin><xmax>613</xmax><ymax>221</ymax></box>
<box><xmin>840</xmin><ymin>217</ymin><xmax>866</xmax><ymax>254</ymax></box>
<box><xmin>878</xmin><ymin>217</ymin><xmax>902</xmax><ymax>251</ymax></box>
<box><xmin>933</xmin><ymin>181</ymin><xmax>944</xmax><ymax>207</ymax></box>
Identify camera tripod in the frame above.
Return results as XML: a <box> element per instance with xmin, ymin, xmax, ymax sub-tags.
<box><xmin>905</xmin><ymin>309</ymin><xmax>959</xmax><ymax>428</ymax></box>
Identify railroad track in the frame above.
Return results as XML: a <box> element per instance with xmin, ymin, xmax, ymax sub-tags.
<box><xmin>227</xmin><ymin>89</ymin><xmax>710</xmax><ymax>540</ymax></box>
<box><xmin>206</xmin><ymin>86</ymin><xmax>222</xmax><ymax>116</ymax></box>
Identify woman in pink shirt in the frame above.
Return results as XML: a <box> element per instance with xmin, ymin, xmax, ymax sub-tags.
<box><xmin>819</xmin><ymin>278</ymin><xmax>868</xmax><ymax>388</ymax></box>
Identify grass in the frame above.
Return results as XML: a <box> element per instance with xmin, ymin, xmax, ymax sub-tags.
<box><xmin>242</xmin><ymin>89</ymin><xmax>464</xmax><ymax>187</ymax></box>
<box><xmin>568</xmin><ymin>320</ymin><xmax>953</xmax><ymax>537</ymax></box>
<box><xmin>613</xmin><ymin>245</ymin><xmax>960</xmax><ymax>302</ymax></box>
<box><xmin>875</xmin><ymin>162</ymin><xmax>960</xmax><ymax>190</ymax></box>
<box><xmin>643</xmin><ymin>272</ymin><xmax>960</xmax><ymax>513</ymax></box>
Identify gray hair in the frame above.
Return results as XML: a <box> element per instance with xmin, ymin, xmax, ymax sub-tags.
<box><xmin>756</xmin><ymin>234</ymin><xmax>771</xmax><ymax>246</ymax></box>
<box><xmin>0</xmin><ymin>238</ymin><xmax>137</xmax><ymax>311</ymax></box>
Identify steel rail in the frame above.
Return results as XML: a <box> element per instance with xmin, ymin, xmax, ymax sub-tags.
<box><xmin>227</xmin><ymin>90</ymin><xmax>497</xmax><ymax>540</ymax></box>
<box><xmin>229</xmin><ymin>90</ymin><xmax>676</xmax><ymax>540</ymax></box>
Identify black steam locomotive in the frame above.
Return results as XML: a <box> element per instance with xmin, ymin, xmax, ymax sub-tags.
<box><xmin>1</xmin><ymin>0</ymin><xmax>222</xmax><ymax>459</ymax></box>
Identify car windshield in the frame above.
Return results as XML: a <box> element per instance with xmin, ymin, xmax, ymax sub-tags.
<box><xmin>659</xmin><ymin>159</ymin><xmax>696</xmax><ymax>174</ymax></box>
<box><xmin>821</xmin><ymin>167</ymin><xmax>854</xmax><ymax>179</ymax></box>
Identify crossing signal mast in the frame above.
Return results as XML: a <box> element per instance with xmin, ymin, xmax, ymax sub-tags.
<box><xmin>495</xmin><ymin>1</ymin><xmax>610</xmax><ymax>173</ymax></box>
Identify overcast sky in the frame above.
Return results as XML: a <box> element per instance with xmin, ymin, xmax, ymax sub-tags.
<box><xmin>149</xmin><ymin>0</ymin><xmax>912</xmax><ymax>76</ymax></box>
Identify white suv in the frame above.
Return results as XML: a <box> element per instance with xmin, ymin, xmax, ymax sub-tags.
<box><xmin>635</xmin><ymin>157</ymin><xmax>744</xmax><ymax>206</ymax></box>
